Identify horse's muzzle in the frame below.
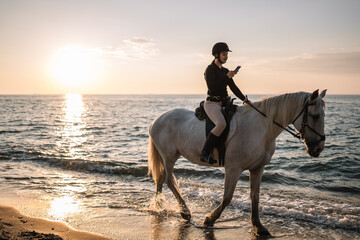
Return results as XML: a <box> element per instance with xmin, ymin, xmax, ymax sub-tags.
<box><xmin>306</xmin><ymin>141</ymin><xmax>325</xmax><ymax>157</ymax></box>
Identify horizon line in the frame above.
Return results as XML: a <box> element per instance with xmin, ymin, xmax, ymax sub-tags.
<box><xmin>0</xmin><ymin>93</ymin><xmax>359</xmax><ymax>96</ymax></box>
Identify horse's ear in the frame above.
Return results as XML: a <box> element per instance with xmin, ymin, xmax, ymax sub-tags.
<box><xmin>310</xmin><ymin>89</ymin><xmax>319</xmax><ymax>103</ymax></box>
<box><xmin>320</xmin><ymin>89</ymin><xmax>327</xmax><ymax>98</ymax></box>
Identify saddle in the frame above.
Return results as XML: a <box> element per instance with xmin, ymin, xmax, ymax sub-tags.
<box><xmin>195</xmin><ymin>97</ymin><xmax>237</xmax><ymax>166</ymax></box>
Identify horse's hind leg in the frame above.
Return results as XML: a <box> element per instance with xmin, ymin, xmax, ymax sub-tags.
<box><xmin>203</xmin><ymin>167</ymin><xmax>242</xmax><ymax>226</ymax></box>
<box><xmin>154</xmin><ymin>169</ymin><xmax>166</xmax><ymax>208</ymax></box>
<box><xmin>156</xmin><ymin>169</ymin><xmax>166</xmax><ymax>194</ymax></box>
<box><xmin>164</xmin><ymin>160</ymin><xmax>191</xmax><ymax>220</ymax></box>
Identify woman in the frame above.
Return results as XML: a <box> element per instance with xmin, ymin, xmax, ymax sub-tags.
<box><xmin>200</xmin><ymin>42</ymin><xmax>251</xmax><ymax>164</ymax></box>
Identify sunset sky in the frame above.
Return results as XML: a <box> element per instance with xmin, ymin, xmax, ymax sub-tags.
<box><xmin>0</xmin><ymin>0</ymin><xmax>359</xmax><ymax>95</ymax></box>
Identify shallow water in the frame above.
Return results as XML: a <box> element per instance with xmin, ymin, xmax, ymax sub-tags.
<box><xmin>0</xmin><ymin>94</ymin><xmax>359</xmax><ymax>239</ymax></box>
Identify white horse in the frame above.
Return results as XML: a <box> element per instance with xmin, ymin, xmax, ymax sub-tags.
<box><xmin>148</xmin><ymin>89</ymin><xmax>326</xmax><ymax>236</ymax></box>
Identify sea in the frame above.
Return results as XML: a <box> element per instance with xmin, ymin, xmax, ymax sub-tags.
<box><xmin>0</xmin><ymin>94</ymin><xmax>359</xmax><ymax>240</ymax></box>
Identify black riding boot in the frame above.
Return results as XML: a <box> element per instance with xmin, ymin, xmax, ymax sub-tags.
<box><xmin>200</xmin><ymin>133</ymin><xmax>219</xmax><ymax>164</ymax></box>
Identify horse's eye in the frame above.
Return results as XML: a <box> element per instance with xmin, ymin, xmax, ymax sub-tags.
<box><xmin>311</xmin><ymin>114</ymin><xmax>320</xmax><ymax>120</ymax></box>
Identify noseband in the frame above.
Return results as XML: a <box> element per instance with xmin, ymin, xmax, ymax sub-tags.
<box><xmin>291</xmin><ymin>96</ymin><xmax>326</xmax><ymax>148</ymax></box>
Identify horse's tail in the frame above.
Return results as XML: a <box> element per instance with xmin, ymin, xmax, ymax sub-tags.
<box><xmin>148</xmin><ymin>135</ymin><xmax>164</xmax><ymax>185</ymax></box>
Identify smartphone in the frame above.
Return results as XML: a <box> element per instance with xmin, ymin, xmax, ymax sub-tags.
<box><xmin>235</xmin><ymin>66</ymin><xmax>241</xmax><ymax>72</ymax></box>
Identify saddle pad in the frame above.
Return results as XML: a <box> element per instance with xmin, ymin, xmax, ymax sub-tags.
<box><xmin>195</xmin><ymin>101</ymin><xmax>237</xmax><ymax>166</ymax></box>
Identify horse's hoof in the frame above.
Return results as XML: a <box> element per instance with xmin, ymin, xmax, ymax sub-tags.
<box><xmin>155</xmin><ymin>200</ymin><xmax>163</xmax><ymax>209</ymax></box>
<box><xmin>155</xmin><ymin>193</ymin><xmax>164</xmax><ymax>209</ymax></box>
<box><xmin>251</xmin><ymin>225</ymin><xmax>272</xmax><ymax>237</ymax></box>
<box><xmin>180</xmin><ymin>210</ymin><xmax>191</xmax><ymax>221</ymax></box>
<box><xmin>202</xmin><ymin>216</ymin><xmax>214</xmax><ymax>227</ymax></box>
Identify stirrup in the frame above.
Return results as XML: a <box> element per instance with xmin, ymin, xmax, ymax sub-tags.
<box><xmin>200</xmin><ymin>152</ymin><xmax>217</xmax><ymax>164</ymax></box>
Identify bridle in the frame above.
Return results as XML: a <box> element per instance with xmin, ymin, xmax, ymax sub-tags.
<box><xmin>291</xmin><ymin>95</ymin><xmax>326</xmax><ymax>148</ymax></box>
<box><xmin>248</xmin><ymin>94</ymin><xmax>326</xmax><ymax>147</ymax></box>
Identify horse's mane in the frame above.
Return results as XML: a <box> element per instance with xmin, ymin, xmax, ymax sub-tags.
<box><xmin>250</xmin><ymin>92</ymin><xmax>309</xmax><ymax>131</ymax></box>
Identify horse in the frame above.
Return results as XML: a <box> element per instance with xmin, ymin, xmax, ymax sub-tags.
<box><xmin>148</xmin><ymin>89</ymin><xmax>326</xmax><ymax>237</ymax></box>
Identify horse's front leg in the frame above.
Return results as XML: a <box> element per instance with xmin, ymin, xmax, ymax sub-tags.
<box><xmin>249</xmin><ymin>167</ymin><xmax>271</xmax><ymax>237</ymax></box>
<box><xmin>203</xmin><ymin>167</ymin><xmax>242</xmax><ymax>226</ymax></box>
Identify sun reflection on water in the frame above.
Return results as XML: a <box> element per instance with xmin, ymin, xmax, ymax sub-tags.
<box><xmin>49</xmin><ymin>195</ymin><xmax>81</xmax><ymax>221</ymax></box>
<box><xmin>56</xmin><ymin>93</ymin><xmax>89</xmax><ymax>159</ymax></box>
<box><xmin>49</xmin><ymin>95</ymin><xmax>93</xmax><ymax>221</ymax></box>
<box><xmin>48</xmin><ymin>173</ymin><xmax>89</xmax><ymax>221</ymax></box>
<box><xmin>64</xmin><ymin>93</ymin><xmax>84</xmax><ymax>122</ymax></box>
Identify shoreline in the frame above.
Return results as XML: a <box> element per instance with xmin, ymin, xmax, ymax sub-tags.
<box><xmin>0</xmin><ymin>205</ymin><xmax>111</xmax><ymax>240</ymax></box>
<box><xmin>1</xmin><ymin>193</ymin><xmax>359</xmax><ymax>240</ymax></box>
<box><xmin>0</xmin><ymin>203</ymin><xmax>256</xmax><ymax>240</ymax></box>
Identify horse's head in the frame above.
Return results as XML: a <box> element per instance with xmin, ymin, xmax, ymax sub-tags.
<box><xmin>293</xmin><ymin>89</ymin><xmax>327</xmax><ymax>157</ymax></box>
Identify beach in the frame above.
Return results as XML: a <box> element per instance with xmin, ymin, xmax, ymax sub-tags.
<box><xmin>1</xmin><ymin>199</ymin><xmax>355</xmax><ymax>240</ymax></box>
<box><xmin>0</xmin><ymin>94</ymin><xmax>359</xmax><ymax>240</ymax></box>
<box><xmin>0</xmin><ymin>203</ymin><xmax>309</xmax><ymax>240</ymax></box>
<box><xmin>1</xmin><ymin>0</ymin><xmax>360</xmax><ymax>238</ymax></box>
<box><xmin>0</xmin><ymin>205</ymin><xmax>110</xmax><ymax>240</ymax></box>
<box><xmin>0</xmin><ymin>202</ymin><xmax>256</xmax><ymax>240</ymax></box>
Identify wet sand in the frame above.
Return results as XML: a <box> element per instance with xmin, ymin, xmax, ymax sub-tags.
<box><xmin>0</xmin><ymin>204</ymin><xmax>265</xmax><ymax>240</ymax></box>
<box><xmin>0</xmin><ymin>189</ymin><xmax>330</xmax><ymax>240</ymax></box>
<box><xmin>0</xmin><ymin>205</ymin><xmax>110</xmax><ymax>240</ymax></box>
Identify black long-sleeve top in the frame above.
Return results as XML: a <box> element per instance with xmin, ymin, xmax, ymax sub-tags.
<box><xmin>204</xmin><ymin>61</ymin><xmax>246</xmax><ymax>101</ymax></box>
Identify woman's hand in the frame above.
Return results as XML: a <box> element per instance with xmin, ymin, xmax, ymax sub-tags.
<box><xmin>243</xmin><ymin>97</ymin><xmax>251</xmax><ymax>105</ymax></box>
<box><xmin>227</xmin><ymin>71</ymin><xmax>237</xmax><ymax>79</ymax></box>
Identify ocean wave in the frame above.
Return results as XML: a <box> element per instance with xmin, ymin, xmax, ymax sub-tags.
<box><xmin>3</xmin><ymin>148</ymin><xmax>223</xmax><ymax>181</ymax></box>
<box><xmin>0</xmin><ymin>130</ymin><xmax>23</xmax><ymax>134</ymax></box>
<box><xmin>1</xmin><ymin>147</ymin><xmax>149</xmax><ymax>177</ymax></box>
<box><xmin>261</xmin><ymin>172</ymin><xmax>312</xmax><ymax>186</ymax></box>
<box><xmin>3</xmin><ymin>145</ymin><xmax>359</xmax><ymax>198</ymax></box>
<box><xmin>314</xmin><ymin>185</ymin><xmax>360</xmax><ymax>195</ymax></box>
<box><xmin>49</xmin><ymin>158</ymin><xmax>150</xmax><ymax>177</ymax></box>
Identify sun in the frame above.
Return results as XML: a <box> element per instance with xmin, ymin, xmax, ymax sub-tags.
<box><xmin>51</xmin><ymin>45</ymin><xmax>99</xmax><ymax>89</ymax></box>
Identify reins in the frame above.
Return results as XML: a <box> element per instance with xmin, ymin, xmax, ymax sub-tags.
<box><xmin>246</xmin><ymin>94</ymin><xmax>326</xmax><ymax>144</ymax></box>
<box><xmin>248</xmin><ymin>102</ymin><xmax>301</xmax><ymax>140</ymax></box>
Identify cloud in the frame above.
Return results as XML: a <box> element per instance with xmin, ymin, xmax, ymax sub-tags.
<box><xmin>123</xmin><ymin>37</ymin><xmax>154</xmax><ymax>45</ymax></box>
<box><xmin>96</xmin><ymin>37</ymin><xmax>159</xmax><ymax>62</ymax></box>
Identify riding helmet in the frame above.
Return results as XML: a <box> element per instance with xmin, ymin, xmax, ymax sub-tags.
<box><xmin>212</xmin><ymin>42</ymin><xmax>232</xmax><ymax>57</ymax></box>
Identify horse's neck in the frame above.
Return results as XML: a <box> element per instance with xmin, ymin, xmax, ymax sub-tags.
<box><xmin>265</xmin><ymin>92</ymin><xmax>307</xmax><ymax>139</ymax></box>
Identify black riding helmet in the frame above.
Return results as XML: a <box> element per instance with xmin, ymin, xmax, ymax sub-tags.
<box><xmin>212</xmin><ymin>42</ymin><xmax>232</xmax><ymax>58</ymax></box>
